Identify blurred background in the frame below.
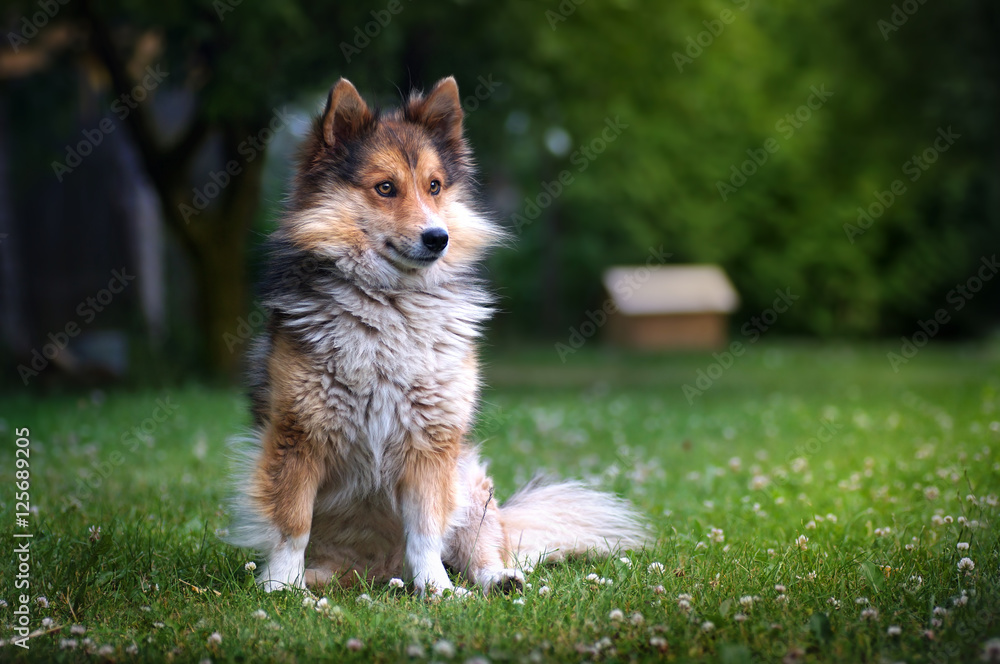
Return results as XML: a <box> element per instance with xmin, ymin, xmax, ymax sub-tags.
<box><xmin>1</xmin><ymin>0</ymin><xmax>997</xmax><ymax>388</ymax></box>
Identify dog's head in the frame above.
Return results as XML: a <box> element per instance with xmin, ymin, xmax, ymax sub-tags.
<box><xmin>285</xmin><ymin>77</ymin><xmax>502</xmax><ymax>283</ymax></box>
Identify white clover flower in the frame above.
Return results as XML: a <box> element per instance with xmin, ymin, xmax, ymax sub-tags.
<box><xmin>88</xmin><ymin>525</ymin><xmax>101</xmax><ymax>542</ymax></box>
<box><xmin>346</xmin><ymin>638</ymin><xmax>363</xmax><ymax>652</ymax></box>
<box><xmin>648</xmin><ymin>562</ymin><xmax>665</xmax><ymax>574</ymax></box>
<box><xmin>70</xmin><ymin>625</ymin><xmax>86</xmax><ymax>635</ymax></box>
<box><xmin>586</xmin><ymin>573</ymin><xmax>600</xmax><ymax>582</ymax></box>
<box><xmin>630</xmin><ymin>611</ymin><xmax>644</xmax><ymax>625</ymax></box>
<box><xmin>957</xmin><ymin>542</ymin><xmax>970</xmax><ymax>551</ymax></box>
<box><xmin>958</xmin><ymin>557</ymin><xmax>975</xmax><ymax>572</ymax></box>
<box><xmin>512</xmin><ymin>597</ymin><xmax>525</xmax><ymax>605</ymax></box>
<box><xmin>933</xmin><ymin>606</ymin><xmax>948</xmax><ymax>617</ymax></box>
<box><xmin>734</xmin><ymin>612</ymin><xmax>748</xmax><ymax>623</ymax></box>
<box><xmin>36</xmin><ymin>596</ymin><xmax>49</xmax><ymax>608</ymax></box>
<box><xmin>855</xmin><ymin>597</ymin><xmax>869</xmax><ymax>606</ymax></box>
<box><xmin>432</xmin><ymin>639</ymin><xmax>456</xmax><ymax>658</ymax></box>
<box><xmin>60</xmin><ymin>639</ymin><xmax>78</xmax><ymax>650</ymax></box>
<box><xmin>774</xmin><ymin>584</ymin><xmax>786</xmax><ymax>593</ymax></box>
<box><xmin>389</xmin><ymin>577</ymin><xmax>405</xmax><ymax>589</ymax></box>
<box><xmin>767</xmin><ymin>548</ymin><xmax>777</xmax><ymax>557</ymax></box>
<box><xmin>41</xmin><ymin>617</ymin><xmax>53</xmax><ymax>627</ymax></box>
<box><xmin>827</xmin><ymin>597</ymin><xmax>841</xmax><ymax>610</ymax></box>
<box><xmin>608</xmin><ymin>608</ymin><xmax>624</xmax><ymax>622</ymax></box>
<box><xmin>207</xmin><ymin>632</ymin><xmax>222</xmax><ymax>646</ymax></box>
<box><xmin>887</xmin><ymin>625</ymin><xmax>901</xmax><ymax>636</ymax></box>
<box><xmin>931</xmin><ymin>515</ymin><xmax>945</xmax><ymax>526</ymax></box>
<box><xmin>874</xmin><ymin>527</ymin><xmax>891</xmax><ymax>537</ymax></box>
<box><xmin>729</xmin><ymin>457</ymin><xmax>742</xmax><ymax>471</ymax></box>
<box><xmin>406</xmin><ymin>643</ymin><xmax>425</xmax><ymax>658</ymax></box>
<box><xmin>701</xmin><ymin>621</ymin><xmax>715</xmax><ymax>632</ymax></box>
<box><xmin>943</xmin><ymin>515</ymin><xmax>954</xmax><ymax>524</ymax></box>
<box><xmin>739</xmin><ymin>595</ymin><xmax>755</xmax><ymax>609</ymax></box>
<box><xmin>537</xmin><ymin>585</ymin><xmax>550</xmax><ymax>596</ymax></box>
<box><xmin>97</xmin><ymin>645</ymin><xmax>114</xmax><ymax>657</ymax></box>
<box><xmin>954</xmin><ymin>594</ymin><xmax>969</xmax><ymax>608</ymax></box>
<box><xmin>981</xmin><ymin>637</ymin><xmax>1000</xmax><ymax>662</ymax></box>
<box><xmin>776</xmin><ymin>594</ymin><xmax>788</xmax><ymax>603</ymax></box>
<box><xmin>252</xmin><ymin>609</ymin><xmax>267</xmax><ymax>620</ymax></box>
<box><xmin>924</xmin><ymin>486</ymin><xmax>940</xmax><ymax>500</ymax></box>
<box><xmin>244</xmin><ymin>561</ymin><xmax>256</xmax><ymax>572</ymax></box>
<box><xmin>807</xmin><ymin>571</ymin><xmax>817</xmax><ymax>581</ymax></box>
<box><xmin>126</xmin><ymin>644</ymin><xmax>138</xmax><ymax>655</ymax></box>
<box><xmin>860</xmin><ymin>608</ymin><xmax>879</xmax><ymax>621</ymax></box>
<box><xmin>795</xmin><ymin>535</ymin><xmax>809</xmax><ymax>551</ymax></box>
<box><xmin>618</xmin><ymin>556</ymin><xmax>632</xmax><ymax>567</ymax></box>
<box><xmin>650</xmin><ymin>636</ymin><xmax>668</xmax><ymax>649</ymax></box>
<box><xmin>651</xmin><ymin>584</ymin><xmax>665</xmax><ymax>594</ymax></box>
<box><xmin>709</xmin><ymin>528</ymin><xmax>725</xmax><ymax>543</ymax></box>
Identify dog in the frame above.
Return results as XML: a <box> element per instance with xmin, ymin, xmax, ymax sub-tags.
<box><xmin>226</xmin><ymin>76</ymin><xmax>649</xmax><ymax>596</ymax></box>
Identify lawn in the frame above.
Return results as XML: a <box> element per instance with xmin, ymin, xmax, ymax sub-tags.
<box><xmin>1</xmin><ymin>341</ymin><xmax>999</xmax><ymax>662</ymax></box>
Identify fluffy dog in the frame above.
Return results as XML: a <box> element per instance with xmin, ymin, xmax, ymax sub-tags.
<box><xmin>226</xmin><ymin>77</ymin><xmax>648</xmax><ymax>596</ymax></box>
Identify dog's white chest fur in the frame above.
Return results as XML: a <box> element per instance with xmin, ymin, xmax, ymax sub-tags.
<box><xmin>284</xmin><ymin>273</ymin><xmax>487</xmax><ymax>486</ymax></box>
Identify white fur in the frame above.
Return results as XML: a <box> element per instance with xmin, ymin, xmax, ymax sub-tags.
<box><xmin>501</xmin><ymin>478</ymin><xmax>650</xmax><ymax>567</ymax></box>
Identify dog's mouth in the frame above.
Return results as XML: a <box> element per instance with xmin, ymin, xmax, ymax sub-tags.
<box><xmin>384</xmin><ymin>241</ymin><xmax>442</xmax><ymax>270</ymax></box>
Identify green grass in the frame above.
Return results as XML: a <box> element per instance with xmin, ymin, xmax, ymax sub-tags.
<box><xmin>2</xmin><ymin>342</ymin><xmax>999</xmax><ymax>662</ymax></box>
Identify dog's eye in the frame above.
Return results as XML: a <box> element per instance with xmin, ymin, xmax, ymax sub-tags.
<box><xmin>429</xmin><ymin>180</ymin><xmax>441</xmax><ymax>196</ymax></box>
<box><xmin>375</xmin><ymin>181</ymin><xmax>396</xmax><ymax>197</ymax></box>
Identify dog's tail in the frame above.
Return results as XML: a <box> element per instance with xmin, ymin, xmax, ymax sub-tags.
<box><xmin>499</xmin><ymin>476</ymin><xmax>651</xmax><ymax>568</ymax></box>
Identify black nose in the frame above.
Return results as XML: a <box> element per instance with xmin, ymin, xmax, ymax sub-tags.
<box><xmin>421</xmin><ymin>228</ymin><xmax>449</xmax><ymax>253</ymax></box>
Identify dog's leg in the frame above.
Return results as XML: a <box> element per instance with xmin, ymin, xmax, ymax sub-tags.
<box><xmin>398</xmin><ymin>449</ymin><xmax>456</xmax><ymax>597</ymax></box>
<box><xmin>253</xmin><ymin>421</ymin><xmax>325</xmax><ymax>592</ymax></box>
<box><xmin>444</xmin><ymin>450</ymin><xmax>523</xmax><ymax>594</ymax></box>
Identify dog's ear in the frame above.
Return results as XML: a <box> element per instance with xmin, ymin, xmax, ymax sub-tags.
<box><xmin>408</xmin><ymin>76</ymin><xmax>464</xmax><ymax>145</ymax></box>
<box><xmin>322</xmin><ymin>78</ymin><xmax>373</xmax><ymax>147</ymax></box>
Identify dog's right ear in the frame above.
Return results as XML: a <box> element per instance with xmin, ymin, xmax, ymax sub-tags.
<box><xmin>322</xmin><ymin>78</ymin><xmax>373</xmax><ymax>147</ymax></box>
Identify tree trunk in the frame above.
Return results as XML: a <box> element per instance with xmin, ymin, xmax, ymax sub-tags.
<box><xmin>173</xmin><ymin>140</ymin><xmax>264</xmax><ymax>379</ymax></box>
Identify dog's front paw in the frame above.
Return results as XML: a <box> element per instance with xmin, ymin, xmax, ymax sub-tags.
<box><xmin>476</xmin><ymin>568</ymin><xmax>525</xmax><ymax>595</ymax></box>
<box><xmin>414</xmin><ymin>575</ymin><xmax>455</xmax><ymax>599</ymax></box>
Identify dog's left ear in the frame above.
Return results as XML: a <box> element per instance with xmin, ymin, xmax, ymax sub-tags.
<box><xmin>408</xmin><ymin>77</ymin><xmax>464</xmax><ymax>145</ymax></box>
